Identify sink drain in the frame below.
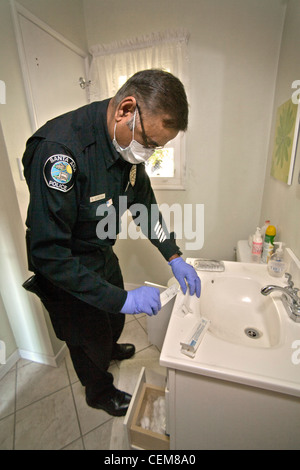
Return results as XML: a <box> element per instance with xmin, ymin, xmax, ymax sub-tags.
<box><xmin>244</xmin><ymin>328</ymin><xmax>261</xmax><ymax>339</ymax></box>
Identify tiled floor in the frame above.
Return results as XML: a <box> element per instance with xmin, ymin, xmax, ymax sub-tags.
<box><xmin>0</xmin><ymin>314</ymin><xmax>166</xmax><ymax>450</ymax></box>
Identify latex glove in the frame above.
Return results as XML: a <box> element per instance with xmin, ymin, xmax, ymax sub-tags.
<box><xmin>120</xmin><ymin>286</ymin><xmax>161</xmax><ymax>316</ymax></box>
<box><xmin>169</xmin><ymin>257</ymin><xmax>201</xmax><ymax>297</ymax></box>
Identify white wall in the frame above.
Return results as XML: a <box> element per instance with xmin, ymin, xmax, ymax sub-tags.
<box><xmin>84</xmin><ymin>0</ymin><xmax>286</xmax><ymax>285</ymax></box>
<box><xmin>260</xmin><ymin>0</ymin><xmax>300</xmax><ymax>261</ymax></box>
<box><xmin>17</xmin><ymin>0</ymin><xmax>87</xmax><ymax>51</ymax></box>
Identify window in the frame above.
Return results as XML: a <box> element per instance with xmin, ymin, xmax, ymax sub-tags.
<box><xmin>88</xmin><ymin>30</ymin><xmax>189</xmax><ymax>190</ymax></box>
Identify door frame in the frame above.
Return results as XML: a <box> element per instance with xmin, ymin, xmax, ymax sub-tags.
<box><xmin>10</xmin><ymin>0</ymin><xmax>89</xmax><ymax>131</ymax></box>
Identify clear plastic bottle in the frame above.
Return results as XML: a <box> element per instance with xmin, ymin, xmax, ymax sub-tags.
<box><xmin>251</xmin><ymin>227</ymin><xmax>263</xmax><ymax>263</ymax></box>
<box><xmin>267</xmin><ymin>242</ymin><xmax>286</xmax><ymax>277</ymax></box>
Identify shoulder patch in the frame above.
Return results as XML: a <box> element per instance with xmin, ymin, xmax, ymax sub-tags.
<box><xmin>43</xmin><ymin>154</ymin><xmax>77</xmax><ymax>192</ymax></box>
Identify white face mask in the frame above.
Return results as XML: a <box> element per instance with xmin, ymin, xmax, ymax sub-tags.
<box><xmin>112</xmin><ymin>109</ymin><xmax>155</xmax><ymax>164</ymax></box>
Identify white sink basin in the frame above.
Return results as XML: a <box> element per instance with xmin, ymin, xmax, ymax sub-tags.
<box><xmin>198</xmin><ymin>275</ymin><xmax>281</xmax><ymax>348</ymax></box>
<box><xmin>161</xmin><ymin>257</ymin><xmax>300</xmax><ymax>397</ymax></box>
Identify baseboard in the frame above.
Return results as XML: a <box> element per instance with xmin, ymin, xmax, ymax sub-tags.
<box><xmin>19</xmin><ymin>342</ymin><xmax>68</xmax><ymax>368</ymax></box>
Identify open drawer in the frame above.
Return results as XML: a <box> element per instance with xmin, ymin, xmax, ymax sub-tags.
<box><xmin>123</xmin><ymin>367</ymin><xmax>170</xmax><ymax>450</ymax></box>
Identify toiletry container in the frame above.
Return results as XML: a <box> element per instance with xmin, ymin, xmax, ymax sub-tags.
<box><xmin>261</xmin><ymin>219</ymin><xmax>271</xmax><ymax>241</ymax></box>
<box><xmin>267</xmin><ymin>242</ymin><xmax>286</xmax><ymax>278</ymax></box>
<box><xmin>262</xmin><ymin>225</ymin><xmax>276</xmax><ymax>263</ymax></box>
<box><xmin>251</xmin><ymin>227</ymin><xmax>263</xmax><ymax>263</ymax></box>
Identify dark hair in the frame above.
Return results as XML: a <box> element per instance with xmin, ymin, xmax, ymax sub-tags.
<box><xmin>114</xmin><ymin>69</ymin><xmax>188</xmax><ymax>131</ymax></box>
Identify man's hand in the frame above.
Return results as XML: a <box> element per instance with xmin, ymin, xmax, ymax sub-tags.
<box><xmin>169</xmin><ymin>257</ymin><xmax>201</xmax><ymax>297</ymax></box>
<box><xmin>120</xmin><ymin>286</ymin><xmax>161</xmax><ymax>316</ymax></box>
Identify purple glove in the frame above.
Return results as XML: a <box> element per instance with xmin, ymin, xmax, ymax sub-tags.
<box><xmin>120</xmin><ymin>286</ymin><xmax>161</xmax><ymax>316</ymax></box>
<box><xmin>169</xmin><ymin>257</ymin><xmax>201</xmax><ymax>297</ymax></box>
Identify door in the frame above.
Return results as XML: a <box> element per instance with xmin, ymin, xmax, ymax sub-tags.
<box><xmin>12</xmin><ymin>1</ymin><xmax>89</xmax><ymax>130</ymax></box>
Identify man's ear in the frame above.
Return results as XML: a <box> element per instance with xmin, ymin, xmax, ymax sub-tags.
<box><xmin>115</xmin><ymin>96</ymin><xmax>137</xmax><ymax>122</ymax></box>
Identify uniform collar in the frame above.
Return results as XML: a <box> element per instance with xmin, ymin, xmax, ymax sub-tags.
<box><xmin>91</xmin><ymin>99</ymin><xmax>124</xmax><ymax>170</ymax></box>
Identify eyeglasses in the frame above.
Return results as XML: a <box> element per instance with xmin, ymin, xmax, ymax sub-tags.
<box><xmin>136</xmin><ymin>103</ymin><xmax>164</xmax><ymax>150</ymax></box>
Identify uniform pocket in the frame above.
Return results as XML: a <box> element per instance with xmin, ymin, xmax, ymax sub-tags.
<box><xmin>78</xmin><ymin>201</ymin><xmax>100</xmax><ymax>221</ymax></box>
<box><xmin>74</xmin><ymin>201</ymin><xmax>107</xmax><ymax>240</ymax></box>
<box><xmin>75</xmin><ymin>198</ymin><xmax>117</xmax><ymax>241</ymax></box>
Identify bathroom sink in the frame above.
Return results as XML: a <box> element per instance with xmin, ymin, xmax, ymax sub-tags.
<box><xmin>169</xmin><ymin>261</ymin><xmax>283</xmax><ymax>349</ymax></box>
<box><xmin>161</xmin><ymin>256</ymin><xmax>300</xmax><ymax>397</ymax></box>
<box><xmin>198</xmin><ymin>275</ymin><xmax>281</xmax><ymax>348</ymax></box>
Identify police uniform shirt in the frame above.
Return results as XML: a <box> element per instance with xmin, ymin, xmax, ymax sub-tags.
<box><xmin>22</xmin><ymin>99</ymin><xmax>181</xmax><ymax>313</ymax></box>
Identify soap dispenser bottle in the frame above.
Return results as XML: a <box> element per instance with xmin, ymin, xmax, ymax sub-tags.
<box><xmin>267</xmin><ymin>242</ymin><xmax>286</xmax><ymax>277</ymax></box>
<box><xmin>251</xmin><ymin>227</ymin><xmax>263</xmax><ymax>263</ymax></box>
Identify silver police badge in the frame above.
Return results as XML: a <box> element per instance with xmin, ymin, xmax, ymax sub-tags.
<box><xmin>43</xmin><ymin>154</ymin><xmax>77</xmax><ymax>192</ymax></box>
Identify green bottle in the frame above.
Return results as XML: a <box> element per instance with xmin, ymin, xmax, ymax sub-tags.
<box><xmin>262</xmin><ymin>225</ymin><xmax>276</xmax><ymax>263</ymax></box>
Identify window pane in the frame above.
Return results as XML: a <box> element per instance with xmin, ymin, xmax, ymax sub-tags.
<box><xmin>145</xmin><ymin>148</ymin><xmax>174</xmax><ymax>177</ymax></box>
<box><xmin>118</xmin><ymin>75</ymin><xmax>127</xmax><ymax>88</ymax></box>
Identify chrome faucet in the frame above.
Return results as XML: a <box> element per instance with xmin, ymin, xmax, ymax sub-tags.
<box><xmin>261</xmin><ymin>273</ymin><xmax>300</xmax><ymax>323</ymax></box>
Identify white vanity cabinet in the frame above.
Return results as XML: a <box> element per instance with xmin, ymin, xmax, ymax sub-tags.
<box><xmin>165</xmin><ymin>367</ymin><xmax>300</xmax><ymax>450</ymax></box>
<box><xmin>125</xmin><ymin>362</ymin><xmax>300</xmax><ymax>450</ymax></box>
<box><xmin>159</xmin><ymin>257</ymin><xmax>300</xmax><ymax>450</ymax></box>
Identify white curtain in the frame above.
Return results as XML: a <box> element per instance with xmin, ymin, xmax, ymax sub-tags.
<box><xmin>88</xmin><ymin>30</ymin><xmax>189</xmax><ymax>102</ymax></box>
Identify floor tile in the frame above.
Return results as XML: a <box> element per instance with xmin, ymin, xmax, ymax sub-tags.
<box><xmin>125</xmin><ymin>314</ymin><xmax>136</xmax><ymax>324</ymax></box>
<box><xmin>72</xmin><ymin>380</ymin><xmax>113</xmax><ymax>436</ymax></box>
<box><xmin>16</xmin><ymin>360</ymin><xmax>69</xmax><ymax>410</ymax></box>
<box><xmin>109</xmin><ymin>416</ymin><xmax>128</xmax><ymax>450</ymax></box>
<box><xmin>136</xmin><ymin>314</ymin><xmax>147</xmax><ymax>332</ymax></box>
<box><xmin>83</xmin><ymin>418</ymin><xmax>115</xmax><ymax>450</ymax></box>
<box><xmin>118</xmin><ymin>318</ymin><xmax>150</xmax><ymax>353</ymax></box>
<box><xmin>116</xmin><ymin>345</ymin><xmax>166</xmax><ymax>395</ymax></box>
<box><xmin>65</xmin><ymin>352</ymin><xmax>79</xmax><ymax>384</ymax></box>
<box><xmin>15</xmin><ymin>387</ymin><xmax>80</xmax><ymax>450</ymax></box>
<box><xmin>63</xmin><ymin>437</ymin><xmax>84</xmax><ymax>450</ymax></box>
<box><xmin>0</xmin><ymin>369</ymin><xmax>16</xmax><ymax>419</ymax></box>
<box><xmin>0</xmin><ymin>312</ymin><xmax>163</xmax><ymax>450</ymax></box>
<box><xmin>0</xmin><ymin>414</ymin><xmax>14</xmax><ymax>450</ymax></box>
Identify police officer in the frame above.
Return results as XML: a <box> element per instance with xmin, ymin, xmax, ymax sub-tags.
<box><xmin>22</xmin><ymin>69</ymin><xmax>201</xmax><ymax>416</ymax></box>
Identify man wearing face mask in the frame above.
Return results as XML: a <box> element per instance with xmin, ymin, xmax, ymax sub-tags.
<box><xmin>22</xmin><ymin>69</ymin><xmax>201</xmax><ymax>417</ymax></box>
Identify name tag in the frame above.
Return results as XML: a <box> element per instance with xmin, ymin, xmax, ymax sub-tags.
<box><xmin>90</xmin><ymin>193</ymin><xmax>105</xmax><ymax>203</ymax></box>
